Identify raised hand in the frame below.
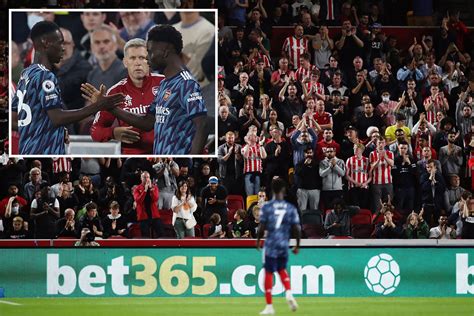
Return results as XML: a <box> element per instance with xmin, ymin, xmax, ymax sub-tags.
<box><xmin>81</xmin><ymin>83</ymin><xmax>104</xmax><ymax>104</ymax></box>
<box><xmin>113</xmin><ymin>126</ymin><xmax>141</xmax><ymax>144</ymax></box>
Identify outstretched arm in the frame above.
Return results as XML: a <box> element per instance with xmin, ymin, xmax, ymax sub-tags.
<box><xmin>109</xmin><ymin>108</ymin><xmax>155</xmax><ymax>131</ymax></box>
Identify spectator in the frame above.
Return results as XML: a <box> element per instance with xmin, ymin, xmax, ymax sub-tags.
<box><xmin>388</xmin><ymin>129</ymin><xmax>413</xmax><ymax>158</ymax></box>
<box><xmin>423</xmin><ymin>85</ymin><xmax>449</xmax><ymax>125</ymax></box>
<box><xmin>420</xmin><ymin>159</ymin><xmax>447</xmax><ymax>224</ymax></box>
<box><xmin>277</xmin><ymin>78</ymin><xmax>304</xmax><ymax>127</ymax></box>
<box><xmin>119</xmin><ymin>12</ymin><xmax>155</xmax><ymax>43</ymax></box>
<box><xmin>355</xmin><ymin>102</ymin><xmax>384</xmax><ymax>142</ymax></box>
<box><xmin>263</xmin><ymin>126</ymin><xmax>290</xmax><ymax>189</ymax></box>
<box><xmin>376</xmin><ymin>90</ymin><xmax>398</xmax><ymax>127</ymax></box>
<box><xmin>261</xmin><ymin>110</ymin><xmax>284</xmax><ymax>139</ymax></box>
<box><xmin>325</xmin><ymin>71</ymin><xmax>349</xmax><ymax>106</ymax></box>
<box><xmin>133</xmin><ymin>171</ymin><xmax>162</xmax><ymax>238</ymax></box>
<box><xmin>296</xmin><ymin>53</ymin><xmax>317</xmax><ymax>87</ymax></box>
<box><xmin>232</xmin><ymin>72</ymin><xmax>255</xmax><ymax>110</ymax></box>
<box><xmin>174</xmin><ymin>12</ymin><xmax>214</xmax><ymax>86</ymax></box>
<box><xmin>208</xmin><ymin>213</ymin><xmax>226</xmax><ymax>238</ymax></box>
<box><xmin>324</xmin><ymin>198</ymin><xmax>359</xmax><ymax>236</ymax></box>
<box><xmin>78</xmin><ymin>201</ymin><xmax>103</xmax><ymax>238</ymax></box>
<box><xmin>290</xmin><ymin>117</ymin><xmax>319</xmax><ymax>167</ymax></box>
<box><xmin>312</xmin><ymin>24</ymin><xmax>334</xmax><ymax>70</ymax></box>
<box><xmin>417</xmin><ymin>146</ymin><xmax>442</xmax><ymax>176</ymax></box>
<box><xmin>55</xmin><ymin>208</ymin><xmax>77</xmax><ymax>238</ymax></box>
<box><xmin>98</xmin><ymin>176</ymin><xmax>124</xmax><ymax>215</ymax></box>
<box><xmin>30</xmin><ymin>183</ymin><xmax>60</xmax><ymax>239</ymax></box>
<box><xmin>403</xmin><ymin>210</ymin><xmax>429</xmax><ymax>239</ymax></box>
<box><xmin>334</xmin><ymin>20</ymin><xmax>364</xmax><ymax>71</ymax></box>
<box><xmin>242</xmin><ymin>131</ymin><xmax>267</xmax><ymax>196</ymax></box>
<box><xmin>74</xmin><ymin>175</ymin><xmax>99</xmax><ymax>209</ymax></box>
<box><xmin>231</xmin><ymin>209</ymin><xmax>250</xmax><ymax>238</ymax></box>
<box><xmin>445</xmin><ymin>174</ymin><xmax>467</xmax><ymax>213</ymax></box>
<box><xmin>87</xmin><ymin>25</ymin><xmax>127</xmax><ymax>91</ymax></box>
<box><xmin>78</xmin><ymin>11</ymin><xmax>107</xmax><ymax>63</ymax></box>
<box><xmin>74</xmin><ymin>227</ymin><xmax>100</xmax><ymax>247</ymax></box>
<box><xmin>281</xmin><ymin>24</ymin><xmax>308</xmax><ymax>70</ymax></box>
<box><xmin>153</xmin><ymin>158</ymin><xmax>179</xmax><ymax>210</ymax></box>
<box><xmin>429</xmin><ymin>214</ymin><xmax>457</xmax><ymax>239</ymax></box>
<box><xmin>6</xmin><ymin>216</ymin><xmax>30</xmax><ymax>239</ymax></box>
<box><xmin>218</xmin><ymin>104</ymin><xmax>240</xmax><ymax>145</ymax></box>
<box><xmin>56</xmin><ymin>27</ymin><xmax>92</xmax><ymax>119</ymax></box>
<box><xmin>199</xmin><ymin>176</ymin><xmax>228</xmax><ymax>225</ymax></box>
<box><xmin>171</xmin><ymin>180</ymin><xmax>197</xmax><ymax>239</ymax></box>
<box><xmin>316</xmin><ymin>128</ymin><xmax>340</xmax><ymax>161</ymax></box>
<box><xmin>439</xmin><ymin>130</ymin><xmax>463</xmax><ymax>178</ymax></box>
<box><xmin>319</xmin><ymin>147</ymin><xmax>345</xmax><ymax>209</ymax></box>
<box><xmin>218</xmin><ymin>131</ymin><xmax>244</xmax><ymax>195</ymax></box>
<box><xmin>391</xmin><ymin>141</ymin><xmax>417</xmax><ymax>215</ymax></box>
<box><xmin>102</xmin><ymin>201</ymin><xmax>128</xmax><ymax>238</ymax></box>
<box><xmin>375</xmin><ymin>208</ymin><xmax>402</xmax><ymax>238</ymax></box>
<box><xmin>24</xmin><ymin>167</ymin><xmax>48</xmax><ymax>202</ymax></box>
<box><xmin>396</xmin><ymin>56</ymin><xmax>423</xmax><ymax>90</ymax></box>
<box><xmin>394</xmin><ymin>91</ymin><xmax>418</xmax><ymax>129</ymax></box>
<box><xmin>459</xmin><ymin>194</ymin><xmax>474</xmax><ymax>239</ymax></box>
<box><xmin>270</xmin><ymin>57</ymin><xmax>295</xmax><ymax>91</ymax></box>
<box><xmin>369</xmin><ymin>137</ymin><xmax>394</xmax><ymax>213</ymax></box>
<box><xmin>295</xmin><ymin>147</ymin><xmax>322</xmax><ymax>213</ymax></box>
<box><xmin>345</xmin><ymin>143</ymin><xmax>371</xmax><ymax>209</ymax></box>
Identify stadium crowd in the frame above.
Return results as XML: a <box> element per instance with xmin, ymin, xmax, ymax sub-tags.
<box><xmin>0</xmin><ymin>1</ymin><xmax>473</xmax><ymax>240</ymax></box>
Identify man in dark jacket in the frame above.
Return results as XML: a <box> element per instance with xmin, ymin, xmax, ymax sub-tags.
<box><xmin>420</xmin><ymin>159</ymin><xmax>447</xmax><ymax>225</ymax></box>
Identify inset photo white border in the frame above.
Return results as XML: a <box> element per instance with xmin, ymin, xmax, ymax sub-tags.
<box><xmin>9</xmin><ymin>8</ymin><xmax>218</xmax><ymax>158</ymax></box>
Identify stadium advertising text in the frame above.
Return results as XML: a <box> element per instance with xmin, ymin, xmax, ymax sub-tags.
<box><xmin>0</xmin><ymin>248</ymin><xmax>473</xmax><ymax>297</ymax></box>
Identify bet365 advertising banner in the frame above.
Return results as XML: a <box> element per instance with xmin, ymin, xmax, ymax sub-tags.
<box><xmin>0</xmin><ymin>248</ymin><xmax>473</xmax><ymax>297</ymax></box>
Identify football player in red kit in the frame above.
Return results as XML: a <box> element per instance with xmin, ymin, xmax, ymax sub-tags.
<box><xmin>87</xmin><ymin>38</ymin><xmax>164</xmax><ymax>154</ymax></box>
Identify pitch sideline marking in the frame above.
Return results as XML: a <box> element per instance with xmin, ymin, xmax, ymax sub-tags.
<box><xmin>0</xmin><ymin>300</ymin><xmax>22</xmax><ymax>306</ymax></box>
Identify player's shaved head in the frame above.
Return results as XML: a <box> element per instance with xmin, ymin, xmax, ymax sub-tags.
<box><xmin>271</xmin><ymin>178</ymin><xmax>286</xmax><ymax>195</ymax></box>
<box><xmin>30</xmin><ymin>21</ymin><xmax>60</xmax><ymax>43</ymax></box>
<box><xmin>147</xmin><ymin>24</ymin><xmax>183</xmax><ymax>54</ymax></box>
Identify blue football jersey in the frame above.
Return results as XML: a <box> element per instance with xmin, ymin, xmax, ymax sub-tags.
<box><xmin>12</xmin><ymin>64</ymin><xmax>65</xmax><ymax>155</ymax></box>
<box><xmin>148</xmin><ymin>69</ymin><xmax>207</xmax><ymax>155</ymax></box>
<box><xmin>260</xmin><ymin>199</ymin><xmax>300</xmax><ymax>258</ymax></box>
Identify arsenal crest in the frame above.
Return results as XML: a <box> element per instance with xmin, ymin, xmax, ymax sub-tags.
<box><xmin>163</xmin><ymin>89</ymin><xmax>172</xmax><ymax>101</ymax></box>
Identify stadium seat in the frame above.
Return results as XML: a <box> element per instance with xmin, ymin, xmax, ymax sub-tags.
<box><xmin>227</xmin><ymin>208</ymin><xmax>238</xmax><ymax>224</ymax></box>
<box><xmin>301</xmin><ymin>210</ymin><xmax>324</xmax><ymax>225</ymax></box>
<box><xmin>246</xmin><ymin>195</ymin><xmax>258</xmax><ymax>210</ymax></box>
<box><xmin>194</xmin><ymin>224</ymin><xmax>202</xmax><ymax>238</ymax></box>
<box><xmin>128</xmin><ymin>223</ymin><xmax>142</xmax><ymax>239</ymax></box>
<box><xmin>351</xmin><ymin>209</ymin><xmax>373</xmax><ymax>239</ymax></box>
<box><xmin>202</xmin><ymin>224</ymin><xmax>212</xmax><ymax>238</ymax></box>
<box><xmin>227</xmin><ymin>195</ymin><xmax>245</xmax><ymax>213</ymax></box>
<box><xmin>302</xmin><ymin>224</ymin><xmax>326</xmax><ymax>239</ymax></box>
<box><xmin>66</xmin><ymin>135</ymin><xmax>121</xmax><ymax>155</ymax></box>
<box><xmin>160</xmin><ymin>209</ymin><xmax>173</xmax><ymax>226</ymax></box>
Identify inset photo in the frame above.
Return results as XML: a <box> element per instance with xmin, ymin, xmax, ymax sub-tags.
<box><xmin>9</xmin><ymin>9</ymin><xmax>217</xmax><ymax>157</ymax></box>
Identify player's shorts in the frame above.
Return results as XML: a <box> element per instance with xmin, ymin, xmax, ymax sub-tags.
<box><xmin>263</xmin><ymin>255</ymin><xmax>288</xmax><ymax>273</ymax></box>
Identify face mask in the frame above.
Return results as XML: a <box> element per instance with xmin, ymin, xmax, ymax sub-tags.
<box><xmin>382</xmin><ymin>96</ymin><xmax>390</xmax><ymax>102</ymax></box>
<box><xmin>12</xmin><ymin>206</ymin><xmax>19</xmax><ymax>215</ymax></box>
<box><xmin>27</xmin><ymin>14</ymin><xmax>44</xmax><ymax>30</ymax></box>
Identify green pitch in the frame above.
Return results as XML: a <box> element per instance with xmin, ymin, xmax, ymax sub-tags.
<box><xmin>0</xmin><ymin>297</ymin><xmax>472</xmax><ymax>316</ymax></box>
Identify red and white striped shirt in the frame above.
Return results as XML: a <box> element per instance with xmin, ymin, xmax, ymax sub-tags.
<box><xmin>52</xmin><ymin>158</ymin><xmax>73</xmax><ymax>174</ymax></box>
<box><xmin>295</xmin><ymin>65</ymin><xmax>317</xmax><ymax>82</ymax></box>
<box><xmin>369</xmin><ymin>150</ymin><xmax>394</xmax><ymax>185</ymax></box>
<box><xmin>305</xmin><ymin>81</ymin><xmax>325</xmax><ymax>97</ymax></box>
<box><xmin>423</xmin><ymin>95</ymin><xmax>446</xmax><ymax>124</ymax></box>
<box><xmin>346</xmin><ymin>155</ymin><xmax>370</xmax><ymax>189</ymax></box>
<box><xmin>242</xmin><ymin>144</ymin><xmax>263</xmax><ymax>173</ymax></box>
<box><xmin>282</xmin><ymin>36</ymin><xmax>309</xmax><ymax>70</ymax></box>
<box><xmin>250</xmin><ymin>52</ymin><xmax>271</xmax><ymax>70</ymax></box>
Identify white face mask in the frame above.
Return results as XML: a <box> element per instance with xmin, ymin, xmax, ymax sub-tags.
<box><xmin>27</xmin><ymin>14</ymin><xmax>44</xmax><ymax>30</ymax></box>
<box><xmin>382</xmin><ymin>96</ymin><xmax>390</xmax><ymax>102</ymax></box>
<box><xmin>12</xmin><ymin>206</ymin><xmax>19</xmax><ymax>215</ymax></box>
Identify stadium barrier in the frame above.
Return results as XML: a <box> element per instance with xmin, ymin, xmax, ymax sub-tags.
<box><xmin>0</xmin><ymin>239</ymin><xmax>473</xmax><ymax>298</ymax></box>
<box><xmin>66</xmin><ymin>135</ymin><xmax>121</xmax><ymax>155</ymax></box>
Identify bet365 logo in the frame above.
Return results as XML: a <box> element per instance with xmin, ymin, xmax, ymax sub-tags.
<box><xmin>364</xmin><ymin>253</ymin><xmax>401</xmax><ymax>295</ymax></box>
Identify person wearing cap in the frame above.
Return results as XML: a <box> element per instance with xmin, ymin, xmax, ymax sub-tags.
<box><xmin>30</xmin><ymin>182</ymin><xmax>60</xmax><ymax>239</ymax></box>
<box><xmin>384</xmin><ymin>113</ymin><xmax>411</xmax><ymax>145</ymax></box>
<box><xmin>340</xmin><ymin>125</ymin><xmax>361</xmax><ymax>161</ymax></box>
<box><xmin>198</xmin><ymin>176</ymin><xmax>228</xmax><ymax>225</ymax></box>
<box><xmin>363</xmin><ymin>127</ymin><xmax>380</xmax><ymax>157</ymax></box>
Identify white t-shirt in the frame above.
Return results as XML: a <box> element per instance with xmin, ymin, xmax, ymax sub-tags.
<box><xmin>429</xmin><ymin>226</ymin><xmax>454</xmax><ymax>239</ymax></box>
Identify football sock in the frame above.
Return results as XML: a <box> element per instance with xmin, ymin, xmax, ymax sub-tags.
<box><xmin>264</xmin><ymin>271</ymin><xmax>273</xmax><ymax>304</ymax></box>
<box><xmin>278</xmin><ymin>269</ymin><xmax>291</xmax><ymax>291</ymax></box>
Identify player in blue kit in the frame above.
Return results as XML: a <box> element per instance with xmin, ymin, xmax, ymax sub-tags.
<box><xmin>257</xmin><ymin>178</ymin><xmax>301</xmax><ymax>315</ymax></box>
<box><xmin>108</xmin><ymin>24</ymin><xmax>208</xmax><ymax>155</ymax></box>
<box><xmin>11</xmin><ymin>21</ymin><xmax>124</xmax><ymax>155</ymax></box>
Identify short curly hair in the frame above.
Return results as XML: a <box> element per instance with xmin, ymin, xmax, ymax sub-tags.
<box><xmin>147</xmin><ymin>24</ymin><xmax>183</xmax><ymax>54</ymax></box>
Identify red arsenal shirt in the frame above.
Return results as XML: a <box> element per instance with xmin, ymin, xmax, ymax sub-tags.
<box><xmin>90</xmin><ymin>73</ymin><xmax>164</xmax><ymax>154</ymax></box>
